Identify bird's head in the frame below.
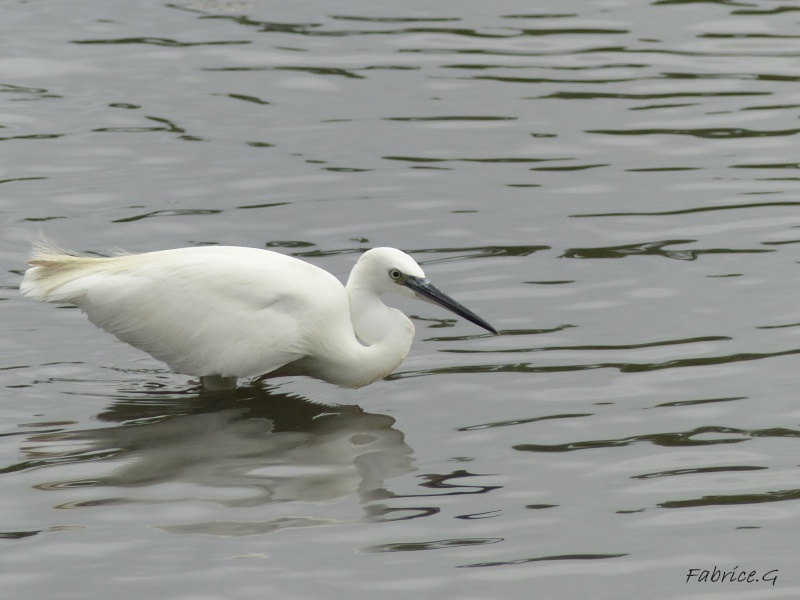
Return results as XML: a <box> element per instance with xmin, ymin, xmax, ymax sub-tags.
<box><xmin>350</xmin><ymin>247</ymin><xmax>497</xmax><ymax>335</ymax></box>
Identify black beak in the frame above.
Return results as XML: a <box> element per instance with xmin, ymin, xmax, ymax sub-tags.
<box><xmin>403</xmin><ymin>276</ymin><xmax>498</xmax><ymax>334</ymax></box>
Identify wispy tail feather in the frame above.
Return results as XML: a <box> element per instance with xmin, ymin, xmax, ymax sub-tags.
<box><xmin>27</xmin><ymin>236</ymin><xmax>84</xmax><ymax>266</ymax></box>
<box><xmin>20</xmin><ymin>238</ymin><xmax>105</xmax><ymax>302</ymax></box>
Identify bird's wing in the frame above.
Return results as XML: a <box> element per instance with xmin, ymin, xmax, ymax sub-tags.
<box><xmin>34</xmin><ymin>247</ymin><xmax>347</xmax><ymax>378</ymax></box>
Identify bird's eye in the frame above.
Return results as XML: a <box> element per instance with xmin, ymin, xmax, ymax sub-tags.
<box><xmin>388</xmin><ymin>268</ymin><xmax>402</xmax><ymax>281</ymax></box>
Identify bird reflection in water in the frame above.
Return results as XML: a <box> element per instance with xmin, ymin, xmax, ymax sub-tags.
<box><xmin>19</xmin><ymin>384</ymin><xmax>415</xmax><ymax>535</ymax></box>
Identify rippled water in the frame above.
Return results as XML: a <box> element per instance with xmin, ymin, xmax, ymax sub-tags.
<box><xmin>3</xmin><ymin>1</ymin><xmax>800</xmax><ymax>598</ymax></box>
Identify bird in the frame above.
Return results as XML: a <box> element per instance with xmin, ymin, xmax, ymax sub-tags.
<box><xmin>20</xmin><ymin>240</ymin><xmax>497</xmax><ymax>390</ymax></box>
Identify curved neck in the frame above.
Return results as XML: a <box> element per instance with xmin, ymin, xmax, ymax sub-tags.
<box><xmin>314</xmin><ymin>285</ymin><xmax>413</xmax><ymax>388</ymax></box>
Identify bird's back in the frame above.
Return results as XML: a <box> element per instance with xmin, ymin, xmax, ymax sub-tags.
<box><xmin>21</xmin><ymin>244</ymin><xmax>351</xmax><ymax>379</ymax></box>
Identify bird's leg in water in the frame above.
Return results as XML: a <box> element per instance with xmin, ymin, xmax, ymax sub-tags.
<box><xmin>201</xmin><ymin>375</ymin><xmax>238</xmax><ymax>391</ymax></box>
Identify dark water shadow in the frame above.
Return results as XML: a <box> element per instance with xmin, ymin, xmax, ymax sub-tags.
<box><xmin>6</xmin><ymin>384</ymin><xmax>416</xmax><ymax>536</ymax></box>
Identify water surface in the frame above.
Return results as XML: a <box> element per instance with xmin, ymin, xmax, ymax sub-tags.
<box><xmin>3</xmin><ymin>1</ymin><xmax>800</xmax><ymax>598</ymax></box>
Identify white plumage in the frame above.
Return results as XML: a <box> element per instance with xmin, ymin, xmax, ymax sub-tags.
<box><xmin>20</xmin><ymin>241</ymin><xmax>496</xmax><ymax>390</ymax></box>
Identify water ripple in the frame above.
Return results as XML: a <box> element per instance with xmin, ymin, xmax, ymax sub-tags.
<box><xmin>659</xmin><ymin>489</ymin><xmax>800</xmax><ymax>509</ymax></box>
<box><xmin>514</xmin><ymin>425</ymin><xmax>800</xmax><ymax>453</ymax></box>
<box><xmin>572</xmin><ymin>201</ymin><xmax>800</xmax><ymax>217</ymax></box>
<box><xmin>588</xmin><ymin>127</ymin><xmax>800</xmax><ymax>138</ymax></box>
<box><xmin>365</xmin><ymin>537</ymin><xmax>503</xmax><ymax>553</ymax></box>
<box><xmin>560</xmin><ymin>240</ymin><xmax>773</xmax><ymax>260</ymax></box>
<box><xmin>72</xmin><ymin>37</ymin><xmax>249</xmax><ymax>47</ymax></box>
<box><xmin>459</xmin><ymin>553</ymin><xmax>628</xmax><ymax>568</ymax></box>
<box><xmin>420</xmin><ymin>346</ymin><xmax>800</xmax><ymax>377</ymax></box>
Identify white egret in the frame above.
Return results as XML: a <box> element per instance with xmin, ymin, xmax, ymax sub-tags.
<box><xmin>20</xmin><ymin>241</ymin><xmax>497</xmax><ymax>390</ymax></box>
